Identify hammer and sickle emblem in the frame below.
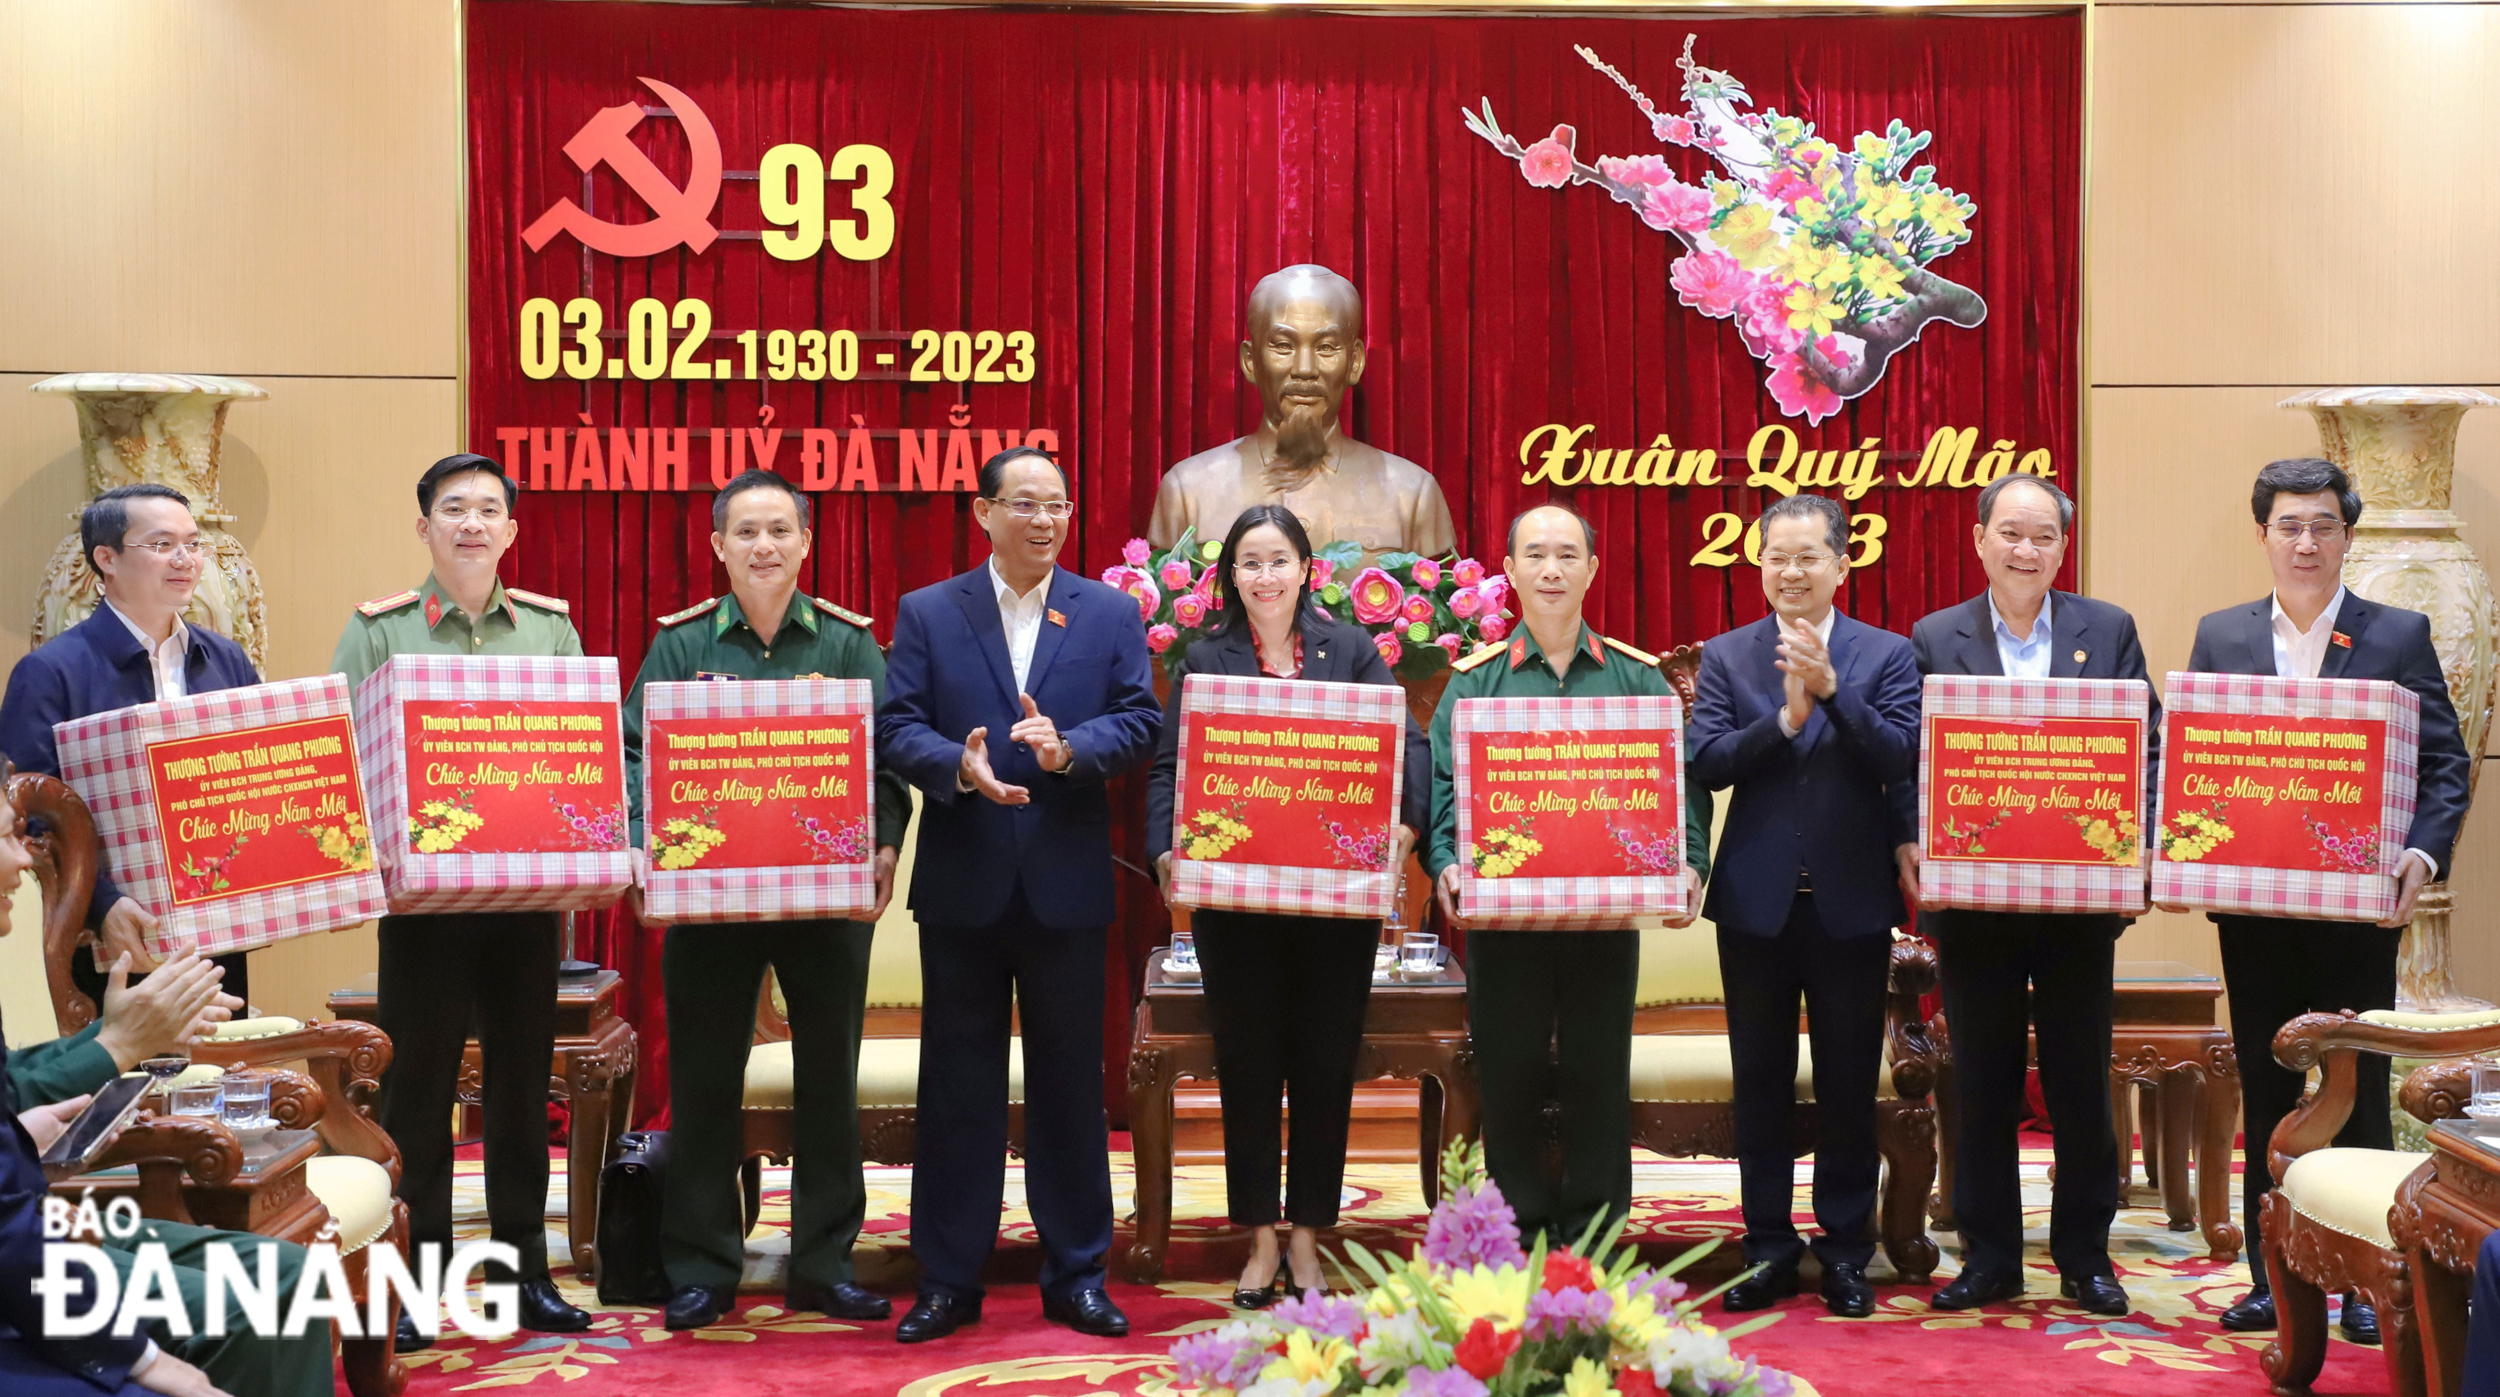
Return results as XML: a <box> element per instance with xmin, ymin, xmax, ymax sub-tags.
<box><xmin>522</xmin><ymin>77</ymin><xmax>722</xmax><ymax>257</ymax></box>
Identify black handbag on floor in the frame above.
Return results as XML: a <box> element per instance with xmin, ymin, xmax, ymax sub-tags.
<box><xmin>594</xmin><ymin>1130</ymin><xmax>672</xmax><ymax>1305</ymax></box>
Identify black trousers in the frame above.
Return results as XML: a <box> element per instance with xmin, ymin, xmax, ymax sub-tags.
<box><xmin>1193</xmin><ymin>910</ymin><xmax>1376</xmax><ymax>1228</ymax></box>
<box><xmin>1466</xmin><ymin>929</ymin><xmax>1637</xmax><ymax>1249</ymax></box>
<box><xmin>2219</xmin><ymin>914</ymin><xmax>2400</xmax><ymax>1289</ymax></box>
<box><xmin>911</xmin><ymin>886</ymin><xmax>1111</xmax><ymax>1301</ymax></box>
<box><xmin>375</xmin><ymin>911</ymin><xmax>560</xmax><ymax>1280</ymax></box>
<box><xmin>1934</xmin><ymin>909</ymin><xmax>2122</xmax><ymax>1279</ymax></box>
<box><xmin>1718</xmin><ymin>894</ymin><xmax>1890</xmax><ymax>1271</ymax></box>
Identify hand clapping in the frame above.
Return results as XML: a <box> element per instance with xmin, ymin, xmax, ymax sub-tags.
<box><xmin>1774</xmin><ymin>614</ymin><xmax>1837</xmax><ymax>728</ymax></box>
<box><xmin>1008</xmin><ymin>693</ymin><xmax>1073</xmax><ymax>773</ymax></box>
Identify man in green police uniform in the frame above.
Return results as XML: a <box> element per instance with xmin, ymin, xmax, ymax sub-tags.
<box><xmin>331</xmin><ymin>453</ymin><xmax>592</xmax><ymax>1348</ymax></box>
<box><xmin>1427</xmin><ymin>502</ymin><xmax>1712</xmax><ymax>1248</ymax></box>
<box><xmin>622</xmin><ymin>469</ymin><xmax>911</xmax><ymax>1331</ymax></box>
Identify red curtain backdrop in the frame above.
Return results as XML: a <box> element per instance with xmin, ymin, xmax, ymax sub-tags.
<box><xmin>465</xmin><ymin>1</ymin><xmax>2081</xmax><ymax>1125</ymax></box>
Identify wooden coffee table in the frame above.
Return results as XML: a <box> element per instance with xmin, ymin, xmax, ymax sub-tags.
<box><xmin>78</xmin><ymin>1122</ymin><xmax>328</xmax><ymax>1241</ymax></box>
<box><xmin>1123</xmin><ymin>949</ymin><xmax>1477</xmax><ymax>1281</ymax></box>
<box><xmin>327</xmin><ymin>968</ymin><xmax>638</xmax><ymax>1282</ymax></box>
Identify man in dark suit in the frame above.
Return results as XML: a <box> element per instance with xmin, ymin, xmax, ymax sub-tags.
<box><xmin>1908</xmin><ymin>474</ymin><xmax>2153</xmax><ymax>1316</ymax></box>
<box><xmin>875</xmin><ymin>446</ymin><xmax>1162</xmax><ymax>1343</ymax></box>
<box><xmin>1690</xmin><ymin>493</ymin><xmax>1923</xmax><ymax>1318</ymax></box>
<box><xmin>2185</xmin><ymin>457</ymin><xmax>2470</xmax><ymax>1343</ymax></box>
<box><xmin>0</xmin><ymin>484</ymin><xmax>260</xmax><ymax>1005</ymax></box>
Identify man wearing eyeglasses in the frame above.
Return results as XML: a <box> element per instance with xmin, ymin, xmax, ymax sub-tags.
<box><xmin>1688</xmin><ymin>493</ymin><xmax>1922</xmax><ymax>1319</ymax></box>
<box><xmin>876</xmin><ymin>446</ymin><xmax>1161</xmax><ymax>1344</ymax></box>
<box><xmin>2186</xmin><ymin>457</ymin><xmax>2469</xmax><ymax>1344</ymax></box>
<box><xmin>329</xmin><ymin>453</ymin><xmax>591</xmax><ymax>1348</ymax></box>
<box><xmin>1</xmin><ymin>483</ymin><xmax>262</xmax><ymax>1005</ymax></box>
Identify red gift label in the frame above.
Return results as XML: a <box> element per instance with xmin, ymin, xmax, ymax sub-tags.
<box><xmin>146</xmin><ymin>716</ymin><xmax>374</xmax><ymax>906</ymax></box>
<box><xmin>1465</xmin><ymin>727</ymin><xmax>1679</xmax><ymax>878</ymax></box>
<box><xmin>1175</xmin><ymin>712</ymin><xmax>1400</xmax><ymax>870</ymax></box>
<box><xmin>2158</xmin><ymin>713</ymin><xmax>2387</xmax><ymax>873</ymax></box>
<box><xmin>401</xmin><ymin>700</ymin><xmax>626</xmax><ymax>855</ymax></box>
<box><xmin>645</xmin><ymin>714</ymin><xmax>871</xmax><ymax>870</ymax></box>
<box><xmin>1924</xmin><ymin>715</ymin><xmax>2146</xmax><ymax>865</ymax></box>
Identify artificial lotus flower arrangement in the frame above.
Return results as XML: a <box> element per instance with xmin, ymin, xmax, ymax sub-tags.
<box><xmin>1102</xmin><ymin>530</ymin><xmax>1516</xmax><ymax>681</ymax></box>
<box><xmin>1170</xmin><ymin>1142</ymin><xmax>1795</xmax><ymax>1397</ymax></box>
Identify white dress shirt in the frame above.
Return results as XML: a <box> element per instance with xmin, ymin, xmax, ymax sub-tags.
<box><xmin>1988</xmin><ymin>591</ymin><xmax>2054</xmax><ymax>680</ymax></box>
<box><xmin>107</xmin><ymin>600</ymin><xmax>189</xmax><ymax>700</ymax></box>
<box><xmin>990</xmin><ymin>559</ymin><xmax>1050</xmax><ymax>694</ymax></box>
<box><xmin>2270</xmin><ymin>585</ymin><xmax>2437</xmax><ymax>881</ymax></box>
<box><xmin>1776</xmin><ymin>608</ymin><xmax>1840</xmax><ymax>739</ymax></box>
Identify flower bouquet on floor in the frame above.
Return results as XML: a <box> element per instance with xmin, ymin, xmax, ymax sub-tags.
<box><xmin>1170</xmin><ymin>1141</ymin><xmax>1793</xmax><ymax>1397</ymax></box>
<box><xmin>1104</xmin><ymin>530</ymin><xmax>1516</xmax><ymax>681</ymax></box>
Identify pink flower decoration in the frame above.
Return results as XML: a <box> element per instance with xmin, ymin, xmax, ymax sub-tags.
<box><xmin>1100</xmin><ymin>565</ymin><xmax>1161</xmax><ymax>623</ymax></box>
<box><xmin>1738</xmin><ymin>283</ymin><xmax>1805</xmax><ymax>356</ymax></box>
<box><xmin>1159</xmin><ymin>557</ymin><xmax>1195</xmax><ymax>592</ymax></box>
<box><xmin>1348</xmin><ymin>567</ymin><xmax>1406</xmax><ymax>625</ymax></box>
<box><xmin>1642</xmin><ymin>181</ymin><xmax>1714</xmax><ymax>234</ymax></box>
<box><xmin>1477</xmin><ymin>577</ymin><xmax>1511</xmax><ymax>615</ymax></box>
<box><xmin>1596</xmin><ymin>154</ymin><xmax>1674</xmax><ymax>190</ymax></box>
<box><xmin>1193</xmin><ymin>564</ymin><xmax>1219</xmax><ymax>599</ymax></box>
<box><xmin>1450</xmin><ymin>587</ymin><xmax>1484</xmax><ymax>619</ymax></box>
<box><xmin>1146</xmin><ymin>623</ymin><xmax>1178</xmax><ymax>654</ymax></box>
<box><xmin>1477</xmin><ymin>613</ymin><xmax>1511</xmax><ymax>644</ymax></box>
<box><xmin>1373</xmin><ymin>631</ymin><xmax>1404</xmax><ymax>665</ymax></box>
<box><xmin>1765</xmin><ymin>348</ymin><xmax>1844</xmax><ymax>426</ymax></box>
<box><xmin>1452</xmin><ymin>558</ymin><xmax>1486</xmax><ymax>587</ymax></box>
<box><xmin>1653</xmin><ymin>114</ymin><xmax>1698</xmax><ymax>146</ymax></box>
<box><xmin>1121</xmin><ymin>538</ymin><xmax>1151</xmax><ymax>567</ymax></box>
<box><xmin>1399</xmin><ymin>593</ymin><xmax>1436</xmax><ymax>626</ymax></box>
<box><xmin>1172</xmin><ymin>593</ymin><xmax>1210</xmax><ymax>630</ymax></box>
<box><xmin>1519</xmin><ymin>126</ymin><xmax>1577</xmax><ymax>189</ymax></box>
<box><xmin>1434</xmin><ymin>633</ymin><xmax>1464</xmax><ymax>660</ymax></box>
<box><xmin>1310</xmin><ymin>557</ymin><xmax>1335</xmax><ymax>589</ymax></box>
<box><xmin>1764</xmin><ymin>168</ymin><xmax>1819</xmax><ymax>210</ymax></box>
<box><xmin>1669</xmin><ymin>252</ymin><xmax>1752</xmax><ymax>319</ymax></box>
<box><xmin>1411</xmin><ymin>558</ymin><xmax>1442</xmax><ymax>590</ymax></box>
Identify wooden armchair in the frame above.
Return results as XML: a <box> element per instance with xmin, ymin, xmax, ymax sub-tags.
<box><xmin>2257</xmin><ymin>1008</ymin><xmax>2500</xmax><ymax>1397</ymax></box>
<box><xmin>11</xmin><ymin>768</ymin><xmax>410</xmax><ymax>1397</ymax></box>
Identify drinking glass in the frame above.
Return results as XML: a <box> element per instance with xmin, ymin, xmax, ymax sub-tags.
<box><xmin>1400</xmin><ymin>932</ymin><xmax>1443</xmax><ymax>977</ymax></box>
<box><xmin>2470</xmin><ymin>1060</ymin><xmax>2500</xmax><ymax>1119</ymax></box>
<box><xmin>170</xmin><ymin>1082</ymin><xmax>222</xmax><ymax>1119</ymax></box>
<box><xmin>1169</xmin><ymin>930</ymin><xmax>1197</xmax><ymax>971</ymax></box>
<box><xmin>219</xmin><ymin>1070</ymin><xmax>273</xmax><ymax>1130</ymax></box>
<box><xmin>138</xmin><ymin>1055</ymin><xmax>191</xmax><ymax>1097</ymax></box>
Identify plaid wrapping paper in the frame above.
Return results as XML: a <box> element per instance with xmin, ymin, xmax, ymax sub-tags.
<box><xmin>1455</xmin><ymin>695</ymin><xmax>1687</xmax><ymax>931</ymax></box>
<box><xmin>354</xmin><ymin>655</ymin><xmax>633</xmax><ymax>914</ymax></box>
<box><xmin>2153</xmin><ymin>671</ymin><xmax>2419</xmax><ymax>921</ymax></box>
<box><xmin>56</xmin><ymin>675</ymin><xmax>389</xmax><ymax>958</ymax></box>
<box><xmin>641</xmin><ymin>678</ymin><xmax>877</xmax><ymax>923</ymax></box>
<box><xmin>1917</xmin><ymin>675</ymin><xmax>2153</xmax><ymax>915</ymax></box>
<box><xmin>1168</xmin><ymin>673</ymin><xmax>1408</xmax><ymax>919</ymax></box>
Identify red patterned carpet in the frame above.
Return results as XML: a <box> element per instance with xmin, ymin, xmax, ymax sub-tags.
<box><xmin>401</xmin><ymin>1140</ymin><xmax>2397</xmax><ymax>1396</ymax></box>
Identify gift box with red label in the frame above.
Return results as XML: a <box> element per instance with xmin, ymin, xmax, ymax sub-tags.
<box><xmin>2152</xmin><ymin>671</ymin><xmax>2418</xmax><ymax>922</ymax></box>
<box><xmin>353</xmin><ymin>655</ymin><xmax>632</xmax><ymax>913</ymax></box>
<box><xmin>55</xmin><ymin>675</ymin><xmax>389</xmax><ymax>958</ymax></box>
<box><xmin>639</xmin><ymin>678</ymin><xmax>877</xmax><ymax>923</ymax></box>
<box><xmin>1916</xmin><ymin>675</ymin><xmax>2152</xmax><ymax>915</ymax></box>
<box><xmin>1167</xmin><ymin>674</ymin><xmax>1408</xmax><ymax>919</ymax></box>
<box><xmin>1453</xmin><ymin>695</ymin><xmax>1688</xmax><ymax>931</ymax></box>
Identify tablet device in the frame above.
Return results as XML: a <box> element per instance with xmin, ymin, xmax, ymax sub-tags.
<box><xmin>38</xmin><ymin>1072</ymin><xmax>155</xmax><ymax>1174</ymax></box>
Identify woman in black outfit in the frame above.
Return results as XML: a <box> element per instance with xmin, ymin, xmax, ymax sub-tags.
<box><xmin>1146</xmin><ymin>504</ymin><xmax>1432</xmax><ymax>1306</ymax></box>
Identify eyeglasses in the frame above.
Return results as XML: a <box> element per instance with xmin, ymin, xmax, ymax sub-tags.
<box><xmin>1759</xmin><ymin>551</ymin><xmax>1837</xmax><ymax>573</ymax></box>
<box><xmin>985</xmin><ymin>498</ymin><xmax>1074</xmax><ymax>519</ymax></box>
<box><xmin>122</xmin><ymin>541</ymin><xmax>205</xmax><ymax>560</ymax></box>
<box><xmin>1232</xmin><ymin>558</ymin><xmax>1305</xmax><ymax>578</ymax></box>
<box><xmin>433</xmin><ymin>506</ymin><xmax>508</xmax><ymax>525</ymax></box>
<box><xmin>2270</xmin><ymin>519</ymin><xmax>2347</xmax><ymax>542</ymax></box>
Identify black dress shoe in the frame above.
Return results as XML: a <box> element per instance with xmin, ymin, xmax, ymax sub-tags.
<box><xmin>2341</xmin><ymin>1294</ymin><xmax>2381</xmax><ymax>1346</ymax></box>
<box><xmin>393</xmin><ymin>1313</ymin><xmax>434</xmax><ymax>1353</ymax></box>
<box><xmin>2218</xmin><ymin>1287</ymin><xmax>2274</xmax><ymax>1332</ymax></box>
<box><xmin>1930</xmin><ymin>1267</ymin><xmax>2025</xmax><ymax>1311</ymax></box>
<box><xmin>2060</xmin><ymin>1274</ymin><xmax>2130</xmax><ymax>1317</ymax></box>
<box><xmin>786</xmin><ymin>1281</ymin><xmax>892</xmax><ymax>1321</ymax></box>
<box><xmin>1821</xmin><ymin>1262</ymin><xmax>1876</xmax><ymax>1318</ymax></box>
<box><xmin>663</xmin><ymin>1285</ymin><xmax>737</xmax><ymax>1331</ymax></box>
<box><xmin>518</xmin><ymin>1277</ymin><xmax>593</xmax><ymax>1333</ymax></box>
<box><xmin>1721</xmin><ymin>1264</ymin><xmax>1801</xmax><ymax>1312</ymax></box>
<box><xmin>1235</xmin><ymin>1263</ymin><xmax>1286</xmax><ymax>1310</ymax></box>
<box><xmin>1042</xmin><ymin>1287</ymin><xmax>1130</xmax><ymax>1337</ymax></box>
<box><xmin>895</xmin><ymin>1292</ymin><xmax>982</xmax><ymax>1344</ymax></box>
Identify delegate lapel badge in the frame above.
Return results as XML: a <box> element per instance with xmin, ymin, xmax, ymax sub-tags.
<box><xmin>1047</xmin><ymin>608</ymin><xmax>1067</xmax><ymax>628</ymax></box>
<box><xmin>2072</xmin><ymin>649</ymin><xmax>2086</xmax><ymax>664</ymax></box>
<box><xmin>2331</xmin><ymin>631</ymin><xmax>2354</xmax><ymax>649</ymax></box>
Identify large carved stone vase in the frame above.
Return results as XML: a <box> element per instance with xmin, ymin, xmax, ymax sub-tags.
<box><xmin>2284</xmin><ymin>387</ymin><xmax>2499</xmax><ymax>1012</ymax></box>
<box><xmin>29</xmin><ymin>373</ymin><xmax>269</xmax><ymax>671</ymax></box>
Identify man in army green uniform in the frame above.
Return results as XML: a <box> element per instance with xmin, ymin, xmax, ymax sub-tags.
<box><xmin>331</xmin><ymin>453</ymin><xmax>592</xmax><ymax>1348</ymax></box>
<box><xmin>622</xmin><ymin>469</ymin><xmax>911</xmax><ymax>1331</ymax></box>
<box><xmin>1426</xmin><ymin>502</ymin><xmax>1713</xmax><ymax>1248</ymax></box>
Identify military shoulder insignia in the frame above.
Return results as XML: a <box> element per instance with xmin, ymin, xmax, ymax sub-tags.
<box><xmin>657</xmin><ymin>597</ymin><xmax>720</xmax><ymax>627</ymax></box>
<box><xmin>811</xmin><ymin>597</ymin><xmax>873</xmax><ymax>629</ymax></box>
<box><xmin>1602</xmin><ymin>635</ymin><xmax>1660</xmax><ymax>667</ymax></box>
<box><xmin>356</xmin><ymin>589</ymin><xmax>421</xmax><ymax>618</ymax></box>
<box><xmin>1451</xmin><ymin>642</ymin><xmax>1508</xmax><ymax>674</ymax></box>
<box><xmin>508</xmin><ymin>587</ymin><xmax>571</xmax><ymax>615</ymax></box>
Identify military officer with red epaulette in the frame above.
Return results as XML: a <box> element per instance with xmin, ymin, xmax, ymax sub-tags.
<box><xmin>331</xmin><ymin>453</ymin><xmax>593</xmax><ymax>1348</ymax></box>
<box><xmin>620</xmin><ymin>469</ymin><xmax>912</xmax><ymax>1331</ymax></box>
